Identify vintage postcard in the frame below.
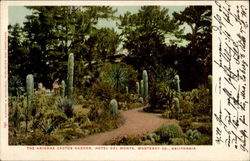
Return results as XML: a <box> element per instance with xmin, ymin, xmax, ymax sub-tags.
<box><xmin>0</xmin><ymin>0</ymin><xmax>249</xmax><ymax>160</ymax></box>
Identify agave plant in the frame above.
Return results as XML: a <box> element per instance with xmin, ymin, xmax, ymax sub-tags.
<box><xmin>35</xmin><ymin>109</ymin><xmax>67</xmax><ymax>135</ymax></box>
<box><xmin>105</xmin><ymin>64</ymin><xmax>129</xmax><ymax>92</ymax></box>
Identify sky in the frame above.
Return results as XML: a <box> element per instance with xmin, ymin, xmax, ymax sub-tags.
<box><xmin>8</xmin><ymin>6</ymin><xmax>190</xmax><ymax>46</ymax></box>
<box><xmin>9</xmin><ymin>6</ymin><xmax>189</xmax><ymax>30</ymax></box>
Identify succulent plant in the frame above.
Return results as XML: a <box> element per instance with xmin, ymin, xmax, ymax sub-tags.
<box><xmin>142</xmin><ymin>70</ymin><xmax>148</xmax><ymax>98</ymax></box>
<box><xmin>136</xmin><ymin>82</ymin><xmax>140</xmax><ymax>95</ymax></box>
<box><xmin>140</xmin><ymin>80</ymin><xmax>144</xmax><ymax>96</ymax></box>
<box><xmin>173</xmin><ymin>97</ymin><xmax>180</xmax><ymax>112</ymax></box>
<box><xmin>174</xmin><ymin>74</ymin><xmax>180</xmax><ymax>96</ymax></box>
<box><xmin>61</xmin><ymin>80</ymin><xmax>66</xmax><ymax>97</ymax></box>
<box><xmin>105</xmin><ymin>64</ymin><xmax>129</xmax><ymax>92</ymax></box>
<box><xmin>158</xmin><ymin>124</ymin><xmax>183</xmax><ymax>142</ymax></box>
<box><xmin>109</xmin><ymin>99</ymin><xmax>118</xmax><ymax>114</ymax></box>
<box><xmin>26</xmin><ymin>74</ymin><xmax>34</xmax><ymax>115</ymax></box>
<box><xmin>186</xmin><ymin>129</ymin><xmax>200</xmax><ymax>141</ymax></box>
<box><xmin>67</xmin><ymin>53</ymin><xmax>74</xmax><ymax>98</ymax></box>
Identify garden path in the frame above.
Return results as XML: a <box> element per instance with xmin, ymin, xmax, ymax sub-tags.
<box><xmin>66</xmin><ymin>107</ymin><xmax>177</xmax><ymax>145</ymax></box>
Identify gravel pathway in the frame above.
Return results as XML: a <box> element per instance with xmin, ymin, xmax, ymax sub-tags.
<box><xmin>66</xmin><ymin>107</ymin><xmax>177</xmax><ymax>145</ymax></box>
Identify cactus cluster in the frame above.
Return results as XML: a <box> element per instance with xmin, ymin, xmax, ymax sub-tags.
<box><xmin>137</xmin><ymin>70</ymin><xmax>149</xmax><ymax>98</ymax></box>
<box><xmin>67</xmin><ymin>53</ymin><xmax>74</xmax><ymax>98</ymax></box>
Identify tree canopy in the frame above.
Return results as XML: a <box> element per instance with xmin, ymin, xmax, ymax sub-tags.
<box><xmin>8</xmin><ymin>6</ymin><xmax>212</xmax><ymax>93</ymax></box>
<box><xmin>118</xmin><ymin>6</ymin><xmax>180</xmax><ymax>74</ymax></box>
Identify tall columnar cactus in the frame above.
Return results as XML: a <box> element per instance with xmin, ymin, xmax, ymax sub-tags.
<box><xmin>208</xmin><ymin>75</ymin><xmax>212</xmax><ymax>94</ymax></box>
<box><xmin>25</xmin><ymin>74</ymin><xmax>34</xmax><ymax>131</ymax></box>
<box><xmin>61</xmin><ymin>80</ymin><xmax>66</xmax><ymax>97</ymax></box>
<box><xmin>126</xmin><ymin>86</ymin><xmax>129</xmax><ymax>94</ymax></box>
<box><xmin>142</xmin><ymin>70</ymin><xmax>148</xmax><ymax>98</ymax></box>
<box><xmin>136</xmin><ymin>82</ymin><xmax>140</xmax><ymax>95</ymax></box>
<box><xmin>173</xmin><ymin>97</ymin><xmax>180</xmax><ymax>112</ymax></box>
<box><xmin>67</xmin><ymin>53</ymin><xmax>74</xmax><ymax>98</ymax></box>
<box><xmin>174</xmin><ymin>74</ymin><xmax>180</xmax><ymax>96</ymax></box>
<box><xmin>109</xmin><ymin>99</ymin><xmax>118</xmax><ymax>114</ymax></box>
<box><xmin>140</xmin><ymin>80</ymin><xmax>144</xmax><ymax>96</ymax></box>
<box><xmin>26</xmin><ymin>74</ymin><xmax>34</xmax><ymax>109</ymax></box>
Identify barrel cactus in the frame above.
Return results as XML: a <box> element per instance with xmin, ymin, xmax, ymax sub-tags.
<box><xmin>140</xmin><ymin>80</ymin><xmax>144</xmax><ymax>96</ymax></box>
<box><xmin>61</xmin><ymin>80</ymin><xmax>66</xmax><ymax>97</ymax></box>
<box><xmin>67</xmin><ymin>53</ymin><xmax>74</xmax><ymax>98</ymax></box>
<box><xmin>174</xmin><ymin>74</ymin><xmax>180</xmax><ymax>96</ymax></box>
<box><xmin>26</xmin><ymin>74</ymin><xmax>34</xmax><ymax>115</ymax></box>
<box><xmin>208</xmin><ymin>75</ymin><xmax>212</xmax><ymax>94</ymax></box>
<box><xmin>136</xmin><ymin>82</ymin><xmax>140</xmax><ymax>95</ymax></box>
<box><xmin>142</xmin><ymin>70</ymin><xmax>148</xmax><ymax>98</ymax></box>
<box><xmin>109</xmin><ymin>99</ymin><xmax>118</xmax><ymax>114</ymax></box>
<box><xmin>158</xmin><ymin>124</ymin><xmax>183</xmax><ymax>142</ymax></box>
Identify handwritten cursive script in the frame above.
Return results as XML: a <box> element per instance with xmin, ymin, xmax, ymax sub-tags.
<box><xmin>213</xmin><ymin>0</ymin><xmax>249</xmax><ymax>152</ymax></box>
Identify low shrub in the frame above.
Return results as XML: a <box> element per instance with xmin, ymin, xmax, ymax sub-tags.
<box><xmin>162</xmin><ymin>110</ymin><xmax>180</xmax><ymax>119</ymax></box>
<box><xmin>88</xmin><ymin>98</ymin><xmax>119</xmax><ymax>132</ymax></box>
<box><xmin>149</xmin><ymin>83</ymin><xmax>174</xmax><ymax>111</ymax></box>
<box><xmin>179</xmin><ymin>119</ymin><xmax>192</xmax><ymax>132</ymax></box>
<box><xmin>57</xmin><ymin>98</ymin><xmax>73</xmax><ymax>118</ymax></box>
<box><xmin>58</xmin><ymin>121</ymin><xmax>85</xmax><ymax>141</ymax></box>
<box><xmin>190</xmin><ymin>122</ymin><xmax>212</xmax><ymax>135</ymax></box>
<box><xmin>33</xmin><ymin>109</ymin><xmax>67</xmax><ymax>135</ymax></box>
<box><xmin>73</xmin><ymin>110</ymin><xmax>91</xmax><ymax>126</ymax></box>
<box><xmin>169</xmin><ymin>138</ymin><xmax>185</xmax><ymax>145</ymax></box>
<box><xmin>196</xmin><ymin>115</ymin><xmax>212</xmax><ymax>122</ymax></box>
<box><xmin>88</xmin><ymin>100</ymin><xmax>105</xmax><ymax>121</ymax></box>
<box><xmin>179</xmin><ymin>99</ymin><xmax>193</xmax><ymax>113</ymax></box>
<box><xmin>191</xmin><ymin>85</ymin><xmax>212</xmax><ymax>116</ymax></box>
<box><xmin>24</xmin><ymin>129</ymin><xmax>61</xmax><ymax>145</ymax></box>
<box><xmin>91</xmin><ymin>81</ymin><xmax>116</xmax><ymax>104</ymax></box>
<box><xmin>105</xmin><ymin>135</ymin><xmax>142</xmax><ymax>145</ymax></box>
<box><xmin>162</xmin><ymin>110</ymin><xmax>172</xmax><ymax>118</ymax></box>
